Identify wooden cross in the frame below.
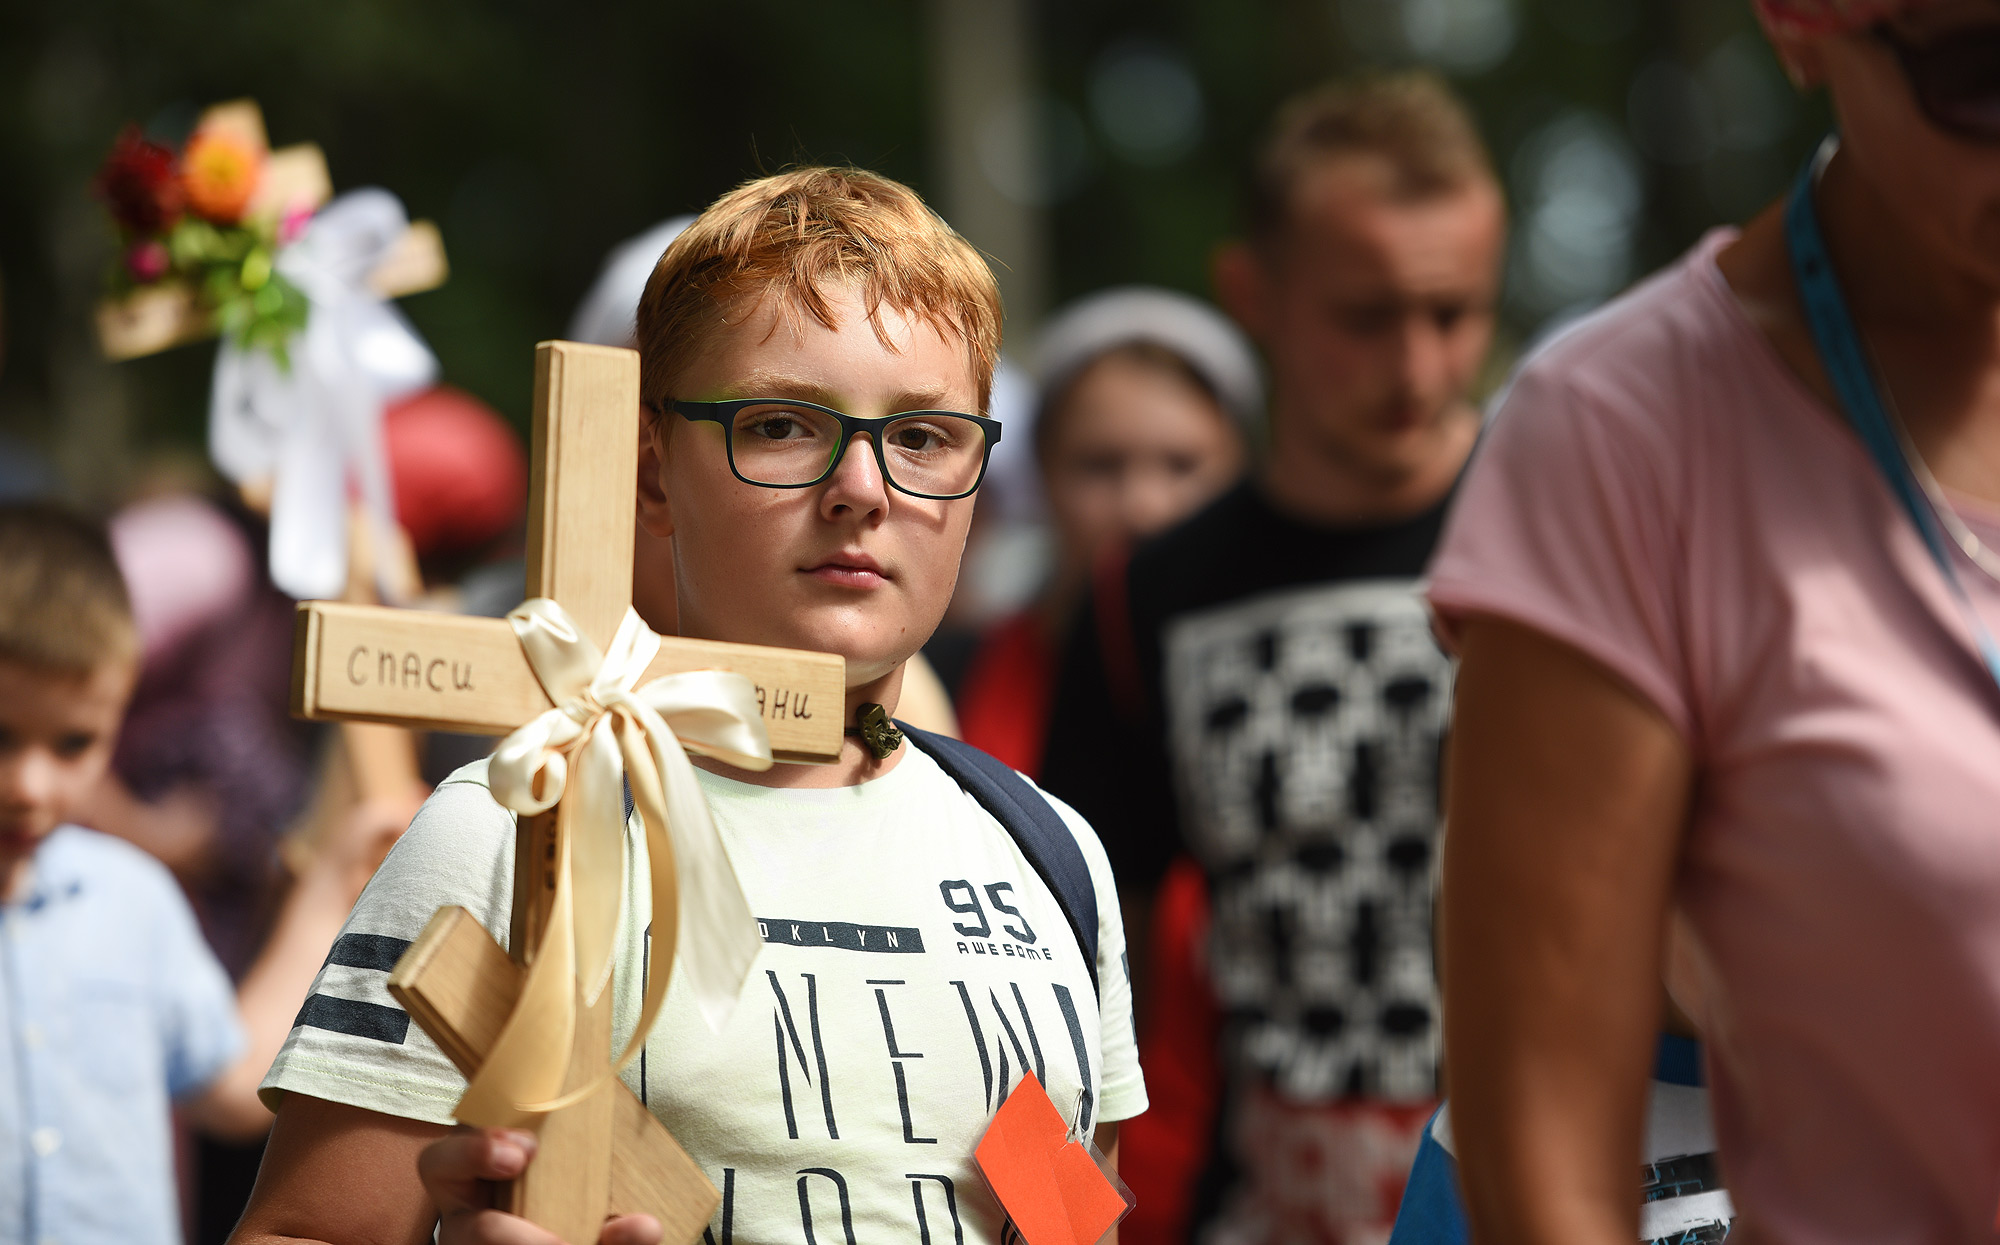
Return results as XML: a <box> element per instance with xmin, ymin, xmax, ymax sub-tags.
<box><xmin>98</xmin><ymin>97</ymin><xmax>449</xmax><ymax>856</ymax></box>
<box><xmin>290</xmin><ymin>340</ymin><xmax>845</xmax><ymax>1243</ymax></box>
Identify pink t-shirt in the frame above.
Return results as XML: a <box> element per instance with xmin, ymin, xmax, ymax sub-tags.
<box><xmin>1427</xmin><ymin>230</ymin><xmax>2000</xmax><ymax>1241</ymax></box>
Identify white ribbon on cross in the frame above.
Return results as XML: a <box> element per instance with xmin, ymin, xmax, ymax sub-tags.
<box><xmin>455</xmin><ymin>597</ymin><xmax>768</xmax><ymax>1127</ymax></box>
<box><xmin>209</xmin><ymin>189</ymin><xmax>438</xmax><ymax>601</ymax></box>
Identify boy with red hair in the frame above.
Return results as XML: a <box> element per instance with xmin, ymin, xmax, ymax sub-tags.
<box><xmin>232</xmin><ymin>168</ymin><xmax>1145</xmax><ymax>1245</ymax></box>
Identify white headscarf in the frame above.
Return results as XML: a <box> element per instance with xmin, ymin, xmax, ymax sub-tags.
<box><xmin>1034</xmin><ymin>286</ymin><xmax>1265</xmax><ymax>431</ymax></box>
<box><xmin>566</xmin><ymin>217</ymin><xmax>696</xmax><ymax>348</ymax></box>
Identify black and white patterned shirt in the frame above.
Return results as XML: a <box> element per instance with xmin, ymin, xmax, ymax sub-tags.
<box><xmin>1041</xmin><ymin>479</ymin><xmax>1455</xmax><ymax>1227</ymax></box>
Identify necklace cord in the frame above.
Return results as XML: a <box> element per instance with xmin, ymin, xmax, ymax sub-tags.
<box><xmin>1785</xmin><ymin>137</ymin><xmax>2000</xmax><ymax>689</ymax></box>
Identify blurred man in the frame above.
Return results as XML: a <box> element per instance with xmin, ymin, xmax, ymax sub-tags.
<box><xmin>1041</xmin><ymin>72</ymin><xmax>1506</xmax><ymax>1245</ymax></box>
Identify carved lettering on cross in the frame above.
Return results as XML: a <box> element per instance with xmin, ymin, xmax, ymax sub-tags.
<box><xmin>290</xmin><ymin>341</ymin><xmax>845</xmax><ymax>1244</ymax></box>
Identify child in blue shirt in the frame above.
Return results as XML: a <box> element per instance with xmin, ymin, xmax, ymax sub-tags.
<box><xmin>0</xmin><ymin>503</ymin><xmax>394</xmax><ymax>1245</ymax></box>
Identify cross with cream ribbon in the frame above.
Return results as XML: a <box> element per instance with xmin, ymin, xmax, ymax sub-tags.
<box><xmin>290</xmin><ymin>341</ymin><xmax>845</xmax><ymax>1244</ymax></box>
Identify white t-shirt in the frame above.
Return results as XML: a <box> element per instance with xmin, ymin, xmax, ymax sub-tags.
<box><xmin>264</xmin><ymin>747</ymin><xmax>1146</xmax><ymax>1245</ymax></box>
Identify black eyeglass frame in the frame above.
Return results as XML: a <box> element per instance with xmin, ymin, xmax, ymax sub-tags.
<box><xmin>1873</xmin><ymin>20</ymin><xmax>2000</xmax><ymax>145</ymax></box>
<box><xmin>656</xmin><ymin>397</ymin><xmax>1004</xmax><ymax>501</ymax></box>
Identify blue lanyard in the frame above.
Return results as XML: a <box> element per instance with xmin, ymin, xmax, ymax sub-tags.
<box><xmin>1783</xmin><ymin>143</ymin><xmax>2000</xmax><ymax>692</ymax></box>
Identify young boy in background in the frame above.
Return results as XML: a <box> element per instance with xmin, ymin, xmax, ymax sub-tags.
<box><xmin>0</xmin><ymin>503</ymin><xmax>396</xmax><ymax>1245</ymax></box>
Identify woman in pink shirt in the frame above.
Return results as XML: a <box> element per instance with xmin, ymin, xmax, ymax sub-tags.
<box><xmin>1427</xmin><ymin>0</ymin><xmax>2000</xmax><ymax>1240</ymax></box>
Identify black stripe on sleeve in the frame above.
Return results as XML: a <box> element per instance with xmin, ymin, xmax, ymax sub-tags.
<box><xmin>293</xmin><ymin>994</ymin><xmax>412</xmax><ymax>1044</ymax></box>
<box><xmin>325</xmin><ymin>933</ymin><xmax>414</xmax><ymax>973</ymax></box>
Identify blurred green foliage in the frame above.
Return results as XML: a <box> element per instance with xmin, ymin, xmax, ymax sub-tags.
<box><xmin>0</xmin><ymin>0</ymin><xmax>1827</xmax><ymax>483</ymax></box>
<box><xmin>0</xmin><ymin>0</ymin><xmax>930</xmax><ymax>463</ymax></box>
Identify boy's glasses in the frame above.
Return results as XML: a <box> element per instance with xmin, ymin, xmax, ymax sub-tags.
<box><xmin>660</xmin><ymin>397</ymin><xmax>1002</xmax><ymax>500</ymax></box>
<box><xmin>1876</xmin><ymin>20</ymin><xmax>2000</xmax><ymax>144</ymax></box>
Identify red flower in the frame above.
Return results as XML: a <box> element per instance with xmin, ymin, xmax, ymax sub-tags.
<box><xmin>95</xmin><ymin>125</ymin><xmax>183</xmax><ymax>235</ymax></box>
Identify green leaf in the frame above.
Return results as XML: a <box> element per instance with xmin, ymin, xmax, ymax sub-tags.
<box><xmin>241</xmin><ymin>247</ymin><xmax>272</xmax><ymax>291</ymax></box>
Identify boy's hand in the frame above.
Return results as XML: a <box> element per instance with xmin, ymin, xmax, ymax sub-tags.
<box><xmin>419</xmin><ymin>1128</ymin><xmax>664</xmax><ymax>1245</ymax></box>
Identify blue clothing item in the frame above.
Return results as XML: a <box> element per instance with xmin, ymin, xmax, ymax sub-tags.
<box><xmin>1652</xmin><ymin>1033</ymin><xmax>1703</xmax><ymax>1089</ymax></box>
<box><xmin>1387</xmin><ymin>1037</ymin><xmax>1730</xmax><ymax>1245</ymax></box>
<box><xmin>0</xmin><ymin>827</ymin><xmax>242</xmax><ymax>1245</ymax></box>
<box><xmin>1388</xmin><ymin>1112</ymin><xmax>1467</xmax><ymax>1245</ymax></box>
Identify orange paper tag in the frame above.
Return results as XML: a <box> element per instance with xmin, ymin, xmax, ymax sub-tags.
<box><xmin>973</xmin><ymin>1072</ymin><xmax>1133</xmax><ymax>1245</ymax></box>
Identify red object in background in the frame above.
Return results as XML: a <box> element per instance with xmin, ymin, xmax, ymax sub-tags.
<box><xmin>96</xmin><ymin>125</ymin><xmax>183</xmax><ymax>235</ymax></box>
<box><xmin>1120</xmin><ymin>857</ymin><xmax>1222</xmax><ymax>1245</ymax></box>
<box><xmin>959</xmin><ymin>544</ymin><xmax>1145</xmax><ymax>781</ymax></box>
<box><xmin>383</xmin><ymin>385</ymin><xmax>528</xmax><ymax>559</ymax></box>
<box><xmin>955</xmin><ymin>611</ymin><xmax>1056</xmax><ymax>777</ymax></box>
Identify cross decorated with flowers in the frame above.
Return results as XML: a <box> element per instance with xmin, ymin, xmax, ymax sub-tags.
<box><xmin>93</xmin><ymin>99</ymin><xmax>445</xmax><ymax>360</ymax></box>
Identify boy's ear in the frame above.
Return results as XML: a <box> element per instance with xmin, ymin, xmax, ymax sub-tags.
<box><xmin>636</xmin><ymin>415</ymin><xmax>675</xmax><ymax>539</ymax></box>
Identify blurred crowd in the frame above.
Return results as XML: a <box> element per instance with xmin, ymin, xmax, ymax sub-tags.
<box><xmin>3</xmin><ymin>0</ymin><xmax>1998</xmax><ymax>1240</ymax></box>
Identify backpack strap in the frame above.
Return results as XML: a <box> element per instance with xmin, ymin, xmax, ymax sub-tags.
<box><xmin>898</xmin><ymin>725</ymin><xmax>1100</xmax><ymax>994</ymax></box>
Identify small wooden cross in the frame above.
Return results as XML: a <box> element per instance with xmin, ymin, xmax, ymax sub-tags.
<box><xmin>290</xmin><ymin>340</ymin><xmax>845</xmax><ymax>1243</ymax></box>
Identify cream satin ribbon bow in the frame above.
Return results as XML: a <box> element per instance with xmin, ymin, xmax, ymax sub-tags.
<box><xmin>458</xmin><ymin>598</ymin><xmax>770</xmax><ymax>1128</ymax></box>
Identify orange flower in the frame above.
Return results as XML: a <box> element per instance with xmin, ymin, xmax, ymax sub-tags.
<box><xmin>181</xmin><ymin>130</ymin><xmax>264</xmax><ymax>224</ymax></box>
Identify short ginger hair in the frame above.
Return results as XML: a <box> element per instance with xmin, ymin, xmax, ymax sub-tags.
<box><xmin>0</xmin><ymin>503</ymin><xmax>137</xmax><ymax>675</ymax></box>
<box><xmin>637</xmin><ymin>167</ymin><xmax>1003</xmax><ymax>412</ymax></box>
<box><xmin>1249</xmin><ymin>71</ymin><xmax>1497</xmax><ymax>246</ymax></box>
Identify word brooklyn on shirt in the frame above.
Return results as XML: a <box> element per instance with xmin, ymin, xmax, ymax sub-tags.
<box><xmin>264</xmin><ymin>749</ymin><xmax>1145</xmax><ymax>1245</ymax></box>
